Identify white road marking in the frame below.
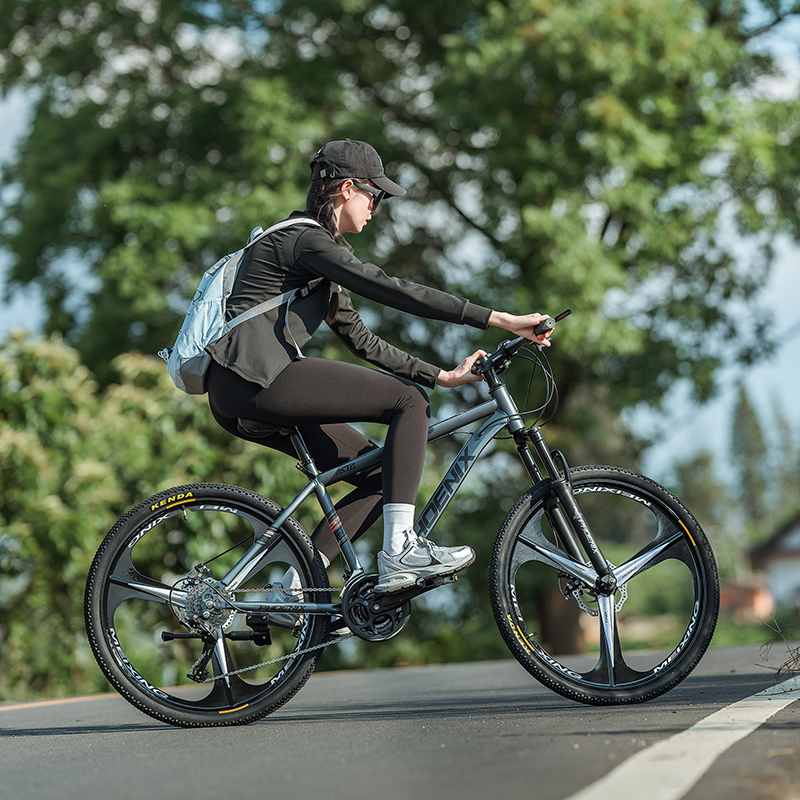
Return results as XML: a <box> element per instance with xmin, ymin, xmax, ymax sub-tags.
<box><xmin>565</xmin><ymin>676</ymin><xmax>800</xmax><ymax>800</ymax></box>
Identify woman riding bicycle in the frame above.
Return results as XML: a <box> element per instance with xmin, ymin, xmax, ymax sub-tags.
<box><xmin>204</xmin><ymin>138</ymin><xmax>551</xmax><ymax>607</ymax></box>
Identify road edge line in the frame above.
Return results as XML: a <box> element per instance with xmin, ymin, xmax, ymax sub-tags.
<box><xmin>563</xmin><ymin>676</ymin><xmax>800</xmax><ymax>800</ymax></box>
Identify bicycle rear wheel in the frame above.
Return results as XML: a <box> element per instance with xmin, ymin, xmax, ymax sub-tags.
<box><xmin>85</xmin><ymin>483</ymin><xmax>331</xmax><ymax>726</ymax></box>
<box><xmin>489</xmin><ymin>466</ymin><xmax>719</xmax><ymax>705</ymax></box>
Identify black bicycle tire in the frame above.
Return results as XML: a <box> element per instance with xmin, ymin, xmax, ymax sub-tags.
<box><xmin>84</xmin><ymin>483</ymin><xmax>331</xmax><ymax>727</ymax></box>
<box><xmin>489</xmin><ymin>465</ymin><xmax>720</xmax><ymax>705</ymax></box>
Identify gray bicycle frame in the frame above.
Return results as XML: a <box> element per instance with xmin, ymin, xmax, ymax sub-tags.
<box><xmin>221</xmin><ymin>389</ymin><xmax>523</xmax><ymax>602</ymax></box>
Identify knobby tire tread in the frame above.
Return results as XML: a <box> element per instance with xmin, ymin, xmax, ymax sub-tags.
<box><xmin>84</xmin><ymin>482</ymin><xmax>330</xmax><ymax>727</ymax></box>
<box><xmin>488</xmin><ymin>466</ymin><xmax>720</xmax><ymax>705</ymax></box>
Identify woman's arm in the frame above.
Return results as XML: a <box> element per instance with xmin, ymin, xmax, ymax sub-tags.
<box><xmin>327</xmin><ymin>289</ymin><xmax>442</xmax><ymax>388</ymax></box>
<box><xmin>487</xmin><ymin>310</ymin><xmax>553</xmax><ymax>342</ymax></box>
<box><xmin>436</xmin><ymin>310</ymin><xmax>552</xmax><ymax>387</ymax></box>
<box><xmin>296</xmin><ymin>228</ymin><xmax>492</xmax><ymax>329</ymax></box>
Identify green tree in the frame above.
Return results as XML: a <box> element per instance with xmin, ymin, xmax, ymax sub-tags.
<box><xmin>730</xmin><ymin>383</ymin><xmax>768</xmax><ymax>533</ymax></box>
<box><xmin>0</xmin><ymin>332</ymin><xmax>316</xmax><ymax>699</ymax></box>
<box><xmin>771</xmin><ymin>396</ymin><xmax>800</xmax><ymax>517</ymax></box>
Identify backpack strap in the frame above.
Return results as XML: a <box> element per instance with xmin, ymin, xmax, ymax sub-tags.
<box><xmin>226</xmin><ymin>277</ymin><xmax>324</xmax><ymax>332</ymax></box>
<box><xmin>225</xmin><ymin>217</ymin><xmax>325</xmax><ymax>335</ymax></box>
<box><xmin>244</xmin><ymin>216</ymin><xmax>321</xmax><ymax>250</ymax></box>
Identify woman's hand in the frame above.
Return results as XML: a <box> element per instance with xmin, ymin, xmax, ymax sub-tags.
<box><xmin>436</xmin><ymin>350</ymin><xmax>488</xmax><ymax>388</ymax></box>
<box><xmin>488</xmin><ymin>311</ymin><xmax>553</xmax><ymax>346</ymax></box>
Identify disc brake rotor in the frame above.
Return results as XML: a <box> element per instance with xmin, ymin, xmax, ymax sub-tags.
<box><xmin>572</xmin><ymin>582</ymin><xmax>628</xmax><ymax>616</ymax></box>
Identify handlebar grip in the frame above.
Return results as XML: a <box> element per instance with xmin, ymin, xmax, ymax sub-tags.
<box><xmin>533</xmin><ymin>317</ymin><xmax>555</xmax><ymax>336</ymax></box>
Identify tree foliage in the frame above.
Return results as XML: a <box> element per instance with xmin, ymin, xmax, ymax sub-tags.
<box><xmin>0</xmin><ymin>332</ymin><xmax>316</xmax><ymax>698</ymax></box>
<box><xmin>730</xmin><ymin>382</ymin><xmax>769</xmax><ymax>525</ymax></box>
<box><xmin>668</xmin><ymin>449</ymin><xmax>744</xmax><ymax>577</ymax></box>
<box><xmin>1</xmin><ymin>0</ymin><xmax>798</xmax><ymax>403</ymax></box>
<box><xmin>726</xmin><ymin>383</ymin><xmax>800</xmax><ymax>543</ymax></box>
<box><xmin>2</xmin><ymin>0</ymin><xmax>800</xmax><ymax>697</ymax></box>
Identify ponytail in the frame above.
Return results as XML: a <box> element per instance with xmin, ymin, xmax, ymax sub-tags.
<box><xmin>305</xmin><ymin>177</ymin><xmax>348</xmax><ymax>323</ymax></box>
<box><xmin>305</xmin><ymin>178</ymin><xmax>350</xmax><ymax>248</ymax></box>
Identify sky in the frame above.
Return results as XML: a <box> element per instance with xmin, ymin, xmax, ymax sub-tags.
<box><xmin>1</xmin><ymin>27</ymin><xmax>798</xmax><ymax>486</ymax></box>
<box><xmin>629</xmin><ymin>240</ymin><xmax>800</xmax><ymax>483</ymax></box>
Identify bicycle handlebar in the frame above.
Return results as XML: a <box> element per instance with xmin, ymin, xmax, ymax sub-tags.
<box><xmin>472</xmin><ymin>308</ymin><xmax>572</xmax><ymax>377</ymax></box>
<box><xmin>471</xmin><ymin>336</ymin><xmax>528</xmax><ymax>376</ymax></box>
<box><xmin>533</xmin><ymin>317</ymin><xmax>555</xmax><ymax>336</ymax></box>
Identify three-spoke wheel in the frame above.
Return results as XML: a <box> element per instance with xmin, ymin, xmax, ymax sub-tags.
<box><xmin>489</xmin><ymin>466</ymin><xmax>719</xmax><ymax>704</ymax></box>
<box><xmin>84</xmin><ymin>483</ymin><xmax>330</xmax><ymax>727</ymax></box>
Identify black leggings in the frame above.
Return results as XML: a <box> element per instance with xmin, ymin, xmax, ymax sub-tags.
<box><xmin>206</xmin><ymin>358</ymin><xmax>431</xmax><ymax>561</ymax></box>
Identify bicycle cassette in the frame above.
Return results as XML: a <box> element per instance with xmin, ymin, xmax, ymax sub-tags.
<box><xmin>172</xmin><ymin>575</ymin><xmax>236</xmax><ymax>636</ymax></box>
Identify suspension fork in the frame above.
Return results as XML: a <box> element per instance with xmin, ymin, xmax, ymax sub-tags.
<box><xmin>514</xmin><ymin>427</ymin><xmax>617</xmax><ymax>594</ymax></box>
<box><xmin>488</xmin><ymin>377</ymin><xmax>613</xmax><ymax>591</ymax></box>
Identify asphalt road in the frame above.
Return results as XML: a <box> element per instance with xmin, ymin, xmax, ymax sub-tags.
<box><xmin>1</xmin><ymin>644</ymin><xmax>797</xmax><ymax>800</ymax></box>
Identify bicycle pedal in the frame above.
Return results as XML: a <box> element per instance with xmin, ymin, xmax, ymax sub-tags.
<box><xmin>415</xmin><ymin>573</ymin><xmax>458</xmax><ymax>589</ymax></box>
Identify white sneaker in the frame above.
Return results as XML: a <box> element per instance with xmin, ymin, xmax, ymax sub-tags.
<box><xmin>264</xmin><ymin>582</ymin><xmax>304</xmax><ymax>629</ymax></box>
<box><xmin>374</xmin><ymin>533</ymin><xmax>475</xmax><ymax>594</ymax></box>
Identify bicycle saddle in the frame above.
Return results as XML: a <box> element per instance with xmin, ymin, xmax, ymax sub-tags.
<box><xmin>237</xmin><ymin>418</ymin><xmax>297</xmax><ymax>438</ymax></box>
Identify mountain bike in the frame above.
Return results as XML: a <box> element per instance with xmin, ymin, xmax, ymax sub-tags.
<box><xmin>84</xmin><ymin>319</ymin><xmax>720</xmax><ymax>727</ymax></box>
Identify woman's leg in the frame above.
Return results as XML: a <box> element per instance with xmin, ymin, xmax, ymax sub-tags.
<box><xmin>207</xmin><ymin>358</ymin><xmax>430</xmax><ymax>560</ymax></box>
<box><xmin>207</xmin><ymin>358</ymin><xmax>474</xmax><ymax>593</ymax></box>
<box><xmin>257</xmin><ymin>357</ymin><xmax>431</xmax><ymax>505</ymax></box>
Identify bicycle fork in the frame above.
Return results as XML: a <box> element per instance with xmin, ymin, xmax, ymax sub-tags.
<box><xmin>482</xmin><ymin>371</ymin><xmax>617</xmax><ymax>595</ymax></box>
<box><xmin>512</xmin><ymin>426</ymin><xmax>617</xmax><ymax>595</ymax></box>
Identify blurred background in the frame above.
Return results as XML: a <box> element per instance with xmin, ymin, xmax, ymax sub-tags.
<box><xmin>1</xmin><ymin>0</ymin><xmax>799</xmax><ymax>701</ymax></box>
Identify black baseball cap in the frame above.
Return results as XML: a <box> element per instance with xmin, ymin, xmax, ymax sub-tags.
<box><xmin>310</xmin><ymin>139</ymin><xmax>406</xmax><ymax>197</ymax></box>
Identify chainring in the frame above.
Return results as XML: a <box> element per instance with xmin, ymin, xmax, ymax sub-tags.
<box><xmin>341</xmin><ymin>573</ymin><xmax>411</xmax><ymax>642</ymax></box>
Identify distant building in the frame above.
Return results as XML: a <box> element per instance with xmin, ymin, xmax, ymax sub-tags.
<box><xmin>718</xmin><ymin>582</ymin><xmax>774</xmax><ymax>623</ymax></box>
<box><xmin>751</xmin><ymin>510</ymin><xmax>800</xmax><ymax>609</ymax></box>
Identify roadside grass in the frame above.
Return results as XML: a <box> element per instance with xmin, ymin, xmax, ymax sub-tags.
<box><xmin>711</xmin><ymin>611</ymin><xmax>799</xmax><ymax>647</ymax></box>
<box><xmin>711</xmin><ymin>612</ymin><xmax>800</xmax><ymax>680</ymax></box>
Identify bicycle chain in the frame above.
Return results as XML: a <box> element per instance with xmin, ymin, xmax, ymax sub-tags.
<box><xmin>188</xmin><ymin>584</ymin><xmax>350</xmax><ymax>683</ymax></box>
<box><xmin>236</xmin><ymin>586</ymin><xmax>334</xmax><ymax>594</ymax></box>
<box><xmin>190</xmin><ymin>629</ymin><xmax>354</xmax><ymax>684</ymax></box>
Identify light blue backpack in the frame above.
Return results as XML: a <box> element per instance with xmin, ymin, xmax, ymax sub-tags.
<box><xmin>159</xmin><ymin>217</ymin><xmax>322</xmax><ymax>394</ymax></box>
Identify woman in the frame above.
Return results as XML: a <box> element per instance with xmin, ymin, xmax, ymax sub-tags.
<box><xmin>205</xmin><ymin>139</ymin><xmax>551</xmax><ymax>617</ymax></box>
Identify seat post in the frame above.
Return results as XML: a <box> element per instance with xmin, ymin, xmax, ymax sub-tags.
<box><xmin>289</xmin><ymin>428</ymin><xmax>318</xmax><ymax>476</ymax></box>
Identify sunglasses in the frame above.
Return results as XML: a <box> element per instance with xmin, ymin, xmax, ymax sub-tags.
<box><xmin>351</xmin><ymin>180</ymin><xmax>385</xmax><ymax>208</ymax></box>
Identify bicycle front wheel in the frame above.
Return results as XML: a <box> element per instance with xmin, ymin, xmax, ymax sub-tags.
<box><xmin>489</xmin><ymin>466</ymin><xmax>719</xmax><ymax>705</ymax></box>
<box><xmin>85</xmin><ymin>483</ymin><xmax>331</xmax><ymax>727</ymax></box>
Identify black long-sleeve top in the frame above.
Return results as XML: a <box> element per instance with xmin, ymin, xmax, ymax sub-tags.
<box><xmin>205</xmin><ymin>211</ymin><xmax>493</xmax><ymax>389</ymax></box>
